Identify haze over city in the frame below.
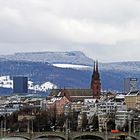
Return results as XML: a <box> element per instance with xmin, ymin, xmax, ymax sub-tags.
<box><xmin>0</xmin><ymin>0</ymin><xmax>140</xmax><ymax>62</ymax></box>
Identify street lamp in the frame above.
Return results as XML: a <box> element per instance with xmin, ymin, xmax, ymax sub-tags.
<box><xmin>4</xmin><ymin>116</ymin><xmax>6</xmax><ymax>137</ymax></box>
<box><xmin>27</xmin><ymin>116</ymin><xmax>34</xmax><ymax>134</ymax></box>
<box><xmin>103</xmin><ymin>113</ymin><xmax>108</xmax><ymax>140</ymax></box>
<box><xmin>105</xmin><ymin>116</ymin><xmax>108</xmax><ymax>140</ymax></box>
<box><xmin>64</xmin><ymin>104</ymin><xmax>71</xmax><ymax>140</ymax></box>
<box><xmin>133</xmin><ymin>117</ymin><xmax>137</xmax><ymax>133</ymax></box>
<box><xmin>128</xmin><ymin>110</ymin><xmax>133</xmax><ymax>140</ymax></box>
<box><xmin>27</xmin><ymin>119</ymin><xmax>30</xmax><ymax>133</ymax></box>
<box><xmin>31</xmin><ymin>119</ymin><xmax>33</xmax><ymax>134</ymax></box>
<box><xmin>0</xmin><ymin>119</ymin><xmax>2</xmax><ymax>138</ymax></box>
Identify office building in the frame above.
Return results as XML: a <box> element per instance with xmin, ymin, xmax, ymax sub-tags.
<box><xmin>13</xmin><ymin>76</ymin><xmax>28</xmax><ymax>94</ymax></box>
<box><xmin>124</xmin><ymin>78</ymin><xmax>138</xmax><ymax>93</ymax></box>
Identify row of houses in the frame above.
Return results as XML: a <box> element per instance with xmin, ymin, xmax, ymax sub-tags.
<box><xmin>0</xmin><ymin>88</ymin><xmax>139</xmax><ymax>132</ymax></box>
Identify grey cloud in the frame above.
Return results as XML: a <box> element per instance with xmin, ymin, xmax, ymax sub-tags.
<box><xmin>0</xmin><ymin>0</ymin><xmax>140</xmax><ymax>62</ymax></box>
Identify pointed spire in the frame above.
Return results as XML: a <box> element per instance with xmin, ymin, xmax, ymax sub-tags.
<box><xmin>96</xmin><ymin>60</ymin><xmax>98</xmax><ymax>73</ymax></box>
<box><xmin>93</xmin><ymin>61</ymin><xmax>96</xmax><ymax>73</ymax></box>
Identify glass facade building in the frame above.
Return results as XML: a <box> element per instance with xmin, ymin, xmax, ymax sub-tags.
<box><xmin>13</xmin><ymin>76</ymin><xmax>28</xmax><ymax>94</ymax></box>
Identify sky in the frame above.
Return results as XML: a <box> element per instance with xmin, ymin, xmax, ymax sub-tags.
<box><xmin>0</xmin><ymin>0</ymin><xmax>140</xmax><ymax>62</ymax></box>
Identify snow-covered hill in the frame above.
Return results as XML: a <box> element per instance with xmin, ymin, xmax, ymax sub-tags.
<box><xmin>51</xmin><ymin>62</ymin><xmax>140</xmax><ymax>75</ymax></box>
<box><xmin>54</xmin><ymin>61</ymin><xmax>140</xmax><ymax>72</ymax></box>
<box><xmin>100</xmin><ymin>61</ymin><xmax>140</xmax><ymax>72</ymax></box>
<box><xmin>0</xmin><ymin>76</ymin><xmax>57</xmax><ymax>92</ymax></box>
<box><xmin>1</xmin><ymin>51</ymin><xmax>140</xmax><ymax>72</ymax></box>
<box><xmin>0</xmin><ymin>51</ymin><xmax>94</xmax><ymax>66</ymax></box>
<box><xmin>1</xmin><ymin>51</ymin><xmax>140</xmax><ymax>92</ymax></box>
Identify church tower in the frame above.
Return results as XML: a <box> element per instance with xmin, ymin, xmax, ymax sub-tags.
<box><xmin>91</xmin><ymin>60</ymin><xmax>101</xmax><ymax>98</ymax></box>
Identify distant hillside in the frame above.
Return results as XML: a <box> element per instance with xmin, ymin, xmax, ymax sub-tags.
<box><xmin>0</xmin><ymin>60</ymin><xmax>91</xmax><ymax>89</ymax></box>
<box><xmin>0</xmin><ymin>60</ymin><xmax>140</xmax><ymax>92</ymax></box>
<box><xmin>100</xmin><ymin>61</ymin><xmax>140</xmax><ymax>72</ymax></box>
<box><xmin>0</xmin><ymin>51</ymin><xmax>140</xmax><ymax>92</ymax></box>
<box><xmin>0</xmin><ymin>51</ymin><xmax>94</xmax><ymax>66</ymax></box>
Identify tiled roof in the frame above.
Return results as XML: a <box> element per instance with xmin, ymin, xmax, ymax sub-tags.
<box><xmin>50</xmin><ymin>89</ymin><xmax>94</xmax><ymax>101</ymax></box>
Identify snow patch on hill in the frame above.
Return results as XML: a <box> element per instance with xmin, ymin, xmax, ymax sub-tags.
<box><xmin>52</xmin><ymin>63</ymin><xmax>92</xmax><ymax>70</ymax></box>
<box><xmin>0</xmin><ymin>76</ymin><xmax>57</xmax><ymax>92</ymax></box>
<box><xmin>0</xmin><ymin>76</ymin><xmax>13</xmax><ymax>88</ymax></box>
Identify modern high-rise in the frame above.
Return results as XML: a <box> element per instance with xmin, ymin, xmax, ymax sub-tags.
<box><xmin>124</xmin><ymin>78</ymin><xmax>138</xmax><ymax>93</ymax></box>
<box><xmin>13</xmin><ymin>76</ymin><xmax>28</xmax><ymax>94</ymax></box>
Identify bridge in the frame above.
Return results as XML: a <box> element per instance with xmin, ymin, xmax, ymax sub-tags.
<box><xmin>2</xmin><ymin>131</ymin><xmax>140</xmax><ymax>140</ymax></box>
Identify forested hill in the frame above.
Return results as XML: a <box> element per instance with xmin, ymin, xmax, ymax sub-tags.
<box><xmin>0</xmin><ymin>60</ymin><xmax>140</xmax><ymax>92</ymax></box>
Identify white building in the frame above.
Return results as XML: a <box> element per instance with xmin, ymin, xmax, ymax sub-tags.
<box><xmin>97</xmin><ymin>101</ymin><xmax>115</xmax><ymax>132</ymax></box>
<box><xmin>97</xmin><ymin>101</ymin><xmax>117</xmax><ymax>114</ymax></box>
<box><xmin>115</xmin><ymin>103</ymin><xmax>128</xmax><ymax>130</ymax></box>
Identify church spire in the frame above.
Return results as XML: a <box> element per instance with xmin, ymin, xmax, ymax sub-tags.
<box><xmin>91</xmin><ymin>60</ymin><xmax>101</xmax><ymax>99</ymax></box>
<box><xmin>96</xmin><ymin>60</ymin><xmax>98</xmax><ymax>73</ymax></box>
<box><xmin>93</xmin><ymin>61</ymin><xmax>96</xmax><ymax>73</ymax></box>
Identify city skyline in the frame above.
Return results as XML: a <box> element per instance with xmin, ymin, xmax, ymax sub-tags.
<box><xmin>0</xmin><ymin>0</ymin><xmax>140</xmax><ymax>62</ymax></box>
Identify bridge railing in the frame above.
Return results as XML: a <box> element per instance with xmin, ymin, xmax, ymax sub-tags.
<box><xmin>1</xmin><ymin>131</ymin><xmax>140</xmax><ymax>140</ymax></box>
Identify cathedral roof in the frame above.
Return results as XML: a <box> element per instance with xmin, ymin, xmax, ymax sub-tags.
<box><xmin>50</xmin><ymin>89</ymin><xmax>93</xmax><ymax>102</ymax></box>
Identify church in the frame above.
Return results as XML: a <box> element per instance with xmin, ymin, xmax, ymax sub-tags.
<box><xmin>91</xmin><ymin>60</ymin><xmax>101</xmax><ymax>98</ymax></box>
<box><xmin>50</xmin><ymin>61</ymin><xmax>101</xmax><ymax>101</ymax></box>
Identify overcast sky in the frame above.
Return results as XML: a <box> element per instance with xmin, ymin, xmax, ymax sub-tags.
<box><xmin>0</xmin><ymin>0</ymin><xmax>140</xmax><ymax>62</ymax></box>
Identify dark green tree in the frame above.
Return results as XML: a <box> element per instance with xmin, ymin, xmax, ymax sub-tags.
<box><xmin>82</xmin><ymin>112</ymin><xmax>88</xmax><ymax>130</ymax></box>
<box><xmin>91</xmin><ymin>115</ymin><xmax>99</xmax><ymax>131</ymax></box>
<box><xmin>67</xmin><ymin>110</ymin><xmax>78</xmax><ymax>131</ymax></box>
<box><xmin>107</xmin><ymin>118</ymin><xmax>115</xmax><ymax>131</ymax></box>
